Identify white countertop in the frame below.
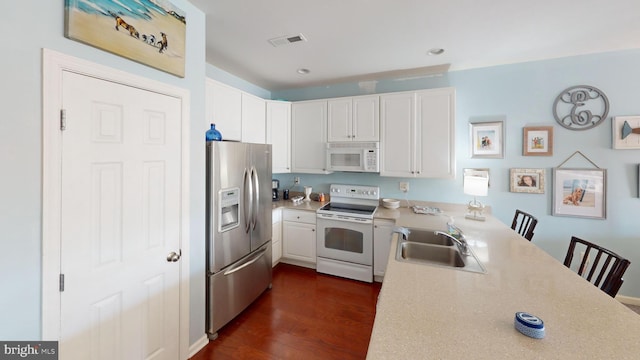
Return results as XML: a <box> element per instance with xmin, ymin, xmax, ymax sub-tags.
<box><xmin>367</xmin><ymin>204</ymin><xmax>640</xmax><ymax>359</ymax></box>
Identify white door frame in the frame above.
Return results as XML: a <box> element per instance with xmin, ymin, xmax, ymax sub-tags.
<box><xmin>41</xmin><ymin>48</ymin><xmax>190</xmax><ymax>360</ymax></box>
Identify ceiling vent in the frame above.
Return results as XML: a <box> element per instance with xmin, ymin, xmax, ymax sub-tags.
<box><xmin>268</xmin><ymin>33</ymin><xmax>308</xmax><ymax>47</ymax></box>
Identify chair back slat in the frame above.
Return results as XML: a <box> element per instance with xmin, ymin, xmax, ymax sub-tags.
<box><xmin>511</xmin><ymin>209</ymin><xmax>538</xmax><ymax>241</ymax></box>
<box><xmin>563</xmin><ymin>236</ymin><xmax>631</xmax><ymax>297</ymax></box>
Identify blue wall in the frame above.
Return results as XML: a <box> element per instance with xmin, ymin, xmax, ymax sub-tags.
<box><xmin>273</xmin><ymin>49</ymin><xmax>640</xmax><ymax>297</ymax></box>
<box><xmin>0</xmin><ymin>0</ymin><xmax>208</xmax><ymax>345</ymax></box>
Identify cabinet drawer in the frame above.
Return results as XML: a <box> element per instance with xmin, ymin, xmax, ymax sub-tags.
<box><xmin>283</xmin><ymin>209</ymin><xmax>316</xmax><ymax>224</ymax></box>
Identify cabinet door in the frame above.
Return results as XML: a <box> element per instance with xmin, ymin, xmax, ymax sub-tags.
<box><xmin>353</xmin><ymin>95</ymin><xmax>379</xmax><ymax>142</ymax></box>
<box><xmin>373</xmin><ymin>219</ymin><xmax>395</xmax><ymax>278</ymax></box>
<box><xmin>282</xmin><ymin>221</ymin><xmax>316</xmax><ymax>263</ymax></box>
<box><xmin>241</xmin><ymin>93</ymin><xmax>266</xmax><ymax>144</ymax></box>
<box><xmin>380</xmin><ymin>92</ymin><xmax>416</xmax><ymax>177</ymax></box>
<box><xmin>272</xmin><ymin>221</ymin><xmax>282</xmax><ymax>266</ymax></box>
<box><xmin>266</xmin><ymin>101</ymin><xmax>291</xmax><ymax>173</ymax></box>
<box><xmin>291</xmin><ymin>100</ymin><xmax>329</xmax><ymax>174</ymax></box>
<box><xmin>327</xmin><ymin>98</ymin><xmax>352</xmax><ymax>142</ymax></box>
<box><xmin>206</xmin><ymin>79</ymin><xmax>242</xmax><ymax>141</ymax></box>
<box><xmin>415</xmin><ymin>88</ymin><xmax>455</xmax><ymax>178</ymax></box>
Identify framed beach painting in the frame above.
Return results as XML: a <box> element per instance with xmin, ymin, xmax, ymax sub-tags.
<box><xmin>470</xmin><ymin>121</ymin><xmax>504</xmax><ymax>159</ymax></box>
<box><xmin>552</xmin><ymin>168</ymin><xmax>606</xmax><ymax>219</ymax></box>
<box><xmin>64</xmin><ymin>0</ymin><xmax>186</xmax><ymax>77</ymax></box>
<box><xmin>523</xmin><ymin>126</ymin><xmax>553</xmax><ymax>156</ymax></box>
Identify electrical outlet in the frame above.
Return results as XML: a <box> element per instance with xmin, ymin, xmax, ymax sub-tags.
<box><xmin>294</xmin><ymin>177</ymin><xmax>300</xmax><ymax>185</ymax></box>
<box><xmin>399</xmin><ymin>182</ymin><xmax>409</xmax><ymax>193</ymax></box>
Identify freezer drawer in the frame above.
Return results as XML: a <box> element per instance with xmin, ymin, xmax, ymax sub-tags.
<box><xmin>206</xmin><ymin>241</ymin><xmax>272</xmax><ymax>339</ymax></box>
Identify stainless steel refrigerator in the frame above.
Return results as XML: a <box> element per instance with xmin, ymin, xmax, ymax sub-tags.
<box><xmin>205</xmin><ymin>141</ymin><xmax>273</xmax><ymax>340</ymax></box>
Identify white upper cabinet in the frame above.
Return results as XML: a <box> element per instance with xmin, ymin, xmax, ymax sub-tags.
<box><xmin>206</xmin><ymin>79</ymin><xmax>241</xmax><ymax>141</ymax></box>
<box><xmin>266</xmin><ymin>100</ymin><xmax>291</xmax><ymax>173</ymax></box>
<box><xmin>291</xmin><ymin>100</ymin><xmax>330</xmax><ymax>174</ymax></box>
<box><xmin>327</xmin><ymin>95</ymin><xmax>379</xmax><ymax>142</ymax></box>
<box><xmin>241</xmin><ymin>93</ymin><xmax>266</xmax><ymax>144</ymax></box>
<box><xmin>380</xmin><ymin>87</ymin><xmax>455</xmax><ymax>178</ymax></box>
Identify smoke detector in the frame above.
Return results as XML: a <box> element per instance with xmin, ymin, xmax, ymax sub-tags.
<box><xmin>268</xmin><ymin>33</ymin><xmax>308</xmax><ymax>47</ymax></box>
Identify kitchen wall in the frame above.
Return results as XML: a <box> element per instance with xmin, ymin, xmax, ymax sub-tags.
<box><xmin>0</xmin><ymin>0</ymin><xmax>209</xmax><ymax>344</ymax></box>
<box><xmin>272</xmin><ymin>49</ymin><xmax>640</xmax><ymax>298</ymax></box>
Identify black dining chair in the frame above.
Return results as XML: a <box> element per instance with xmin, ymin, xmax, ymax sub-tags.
<box><xmin>563</xmin><ymin>236</ymin><xmax>631</xmax><ymax>297</ymax></box>
<box><xmin>510</xmin><ymin>209</ymin><xmax>538</xmax><ymax>241</ymax></box>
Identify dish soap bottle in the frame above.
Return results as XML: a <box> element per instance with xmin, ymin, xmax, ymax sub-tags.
<box><xmin>205</xmin><ymin>123</ymin><xmax>222</xmax><ymax>141</ymax></box>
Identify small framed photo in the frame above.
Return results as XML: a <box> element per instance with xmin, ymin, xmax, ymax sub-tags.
<box><xmin>510</xmin><ymin>168</ymin><xmax>545</xmax><ymax>194</ymax></box>
<box><xmin>470</xmin><ymin>121</ymin><xmax>504</xmax><ymax>158</ymax></box>
<box><xmin>612</xmin><ymin>116</ymin><xmax>640</xmax><ymax>149</ymax></box>
<box><xmin>553</xmin><ymin>168</ymin><xmax>607</xmax><ymax>219</ymax></box>
<box><xmin>523</xmin><ymin>126</ymin><xmax>553</xmax><ymax>156</ymax></box>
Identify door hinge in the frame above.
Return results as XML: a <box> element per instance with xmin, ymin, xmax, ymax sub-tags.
<box><xmin>60</xmin><ymin>109</ymin><xmax>66</xmax><ymax>131</ymax></box>
<box><xmin>59</xmin><ymin>274</ymin><xmax>65</xmax><ymax>292</ymax></box>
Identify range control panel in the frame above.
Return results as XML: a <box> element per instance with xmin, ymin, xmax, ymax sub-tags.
<box><xmin>329</xmin><ymin>184</ymin><xmax>380</xmax><ymax>200</ymax></box>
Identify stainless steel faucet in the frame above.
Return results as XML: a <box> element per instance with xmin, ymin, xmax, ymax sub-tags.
<box><xmin>434</xmin><ymin>230</ymin><xmax>470</xmax><ymax>256</ymax></box>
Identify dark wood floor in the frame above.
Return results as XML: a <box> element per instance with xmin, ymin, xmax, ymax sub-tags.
<box><xmin>190</xmin><ymin>263</ymin><xmax>382</xmax><ymax>360</ymax></box>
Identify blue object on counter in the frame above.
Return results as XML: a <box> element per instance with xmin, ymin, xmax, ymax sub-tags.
<box><xmin>206</xmin><ymin>123</ymin><xmax>222</xmax><ymax>141</ymax></box>
<box><xmin>514</xmin><ymin>312</ymin><xmax>545</xmax><ymax>339</ymax></box>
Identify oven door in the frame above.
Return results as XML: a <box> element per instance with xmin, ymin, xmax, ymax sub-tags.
<box><xmin>316</xmin><ymin>214</ymin><xmax>373</xmax><ymax>265</ymax></box>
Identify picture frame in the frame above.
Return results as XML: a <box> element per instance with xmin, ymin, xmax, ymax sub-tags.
<box><xmin>523</xmin><ymin>126</ymin><xmax>553</xmax><ymax>156</ymax></box>
<box><xmin>64</xmin><ymin>0</ymin><xmax>186</xmax><ymax>77</ymax></box>
<box><xmin>470</xmin><ymin>121</ymin><xmax>504</xmax><ymax>158</ymax></box>
<box><xmin>510</xmin><ymin>168</ymin><xmax>545</xmax><ymax>194</ymax></box>
<box><xmin>612</xmin><ymin>116</ymin><xmax>640</xmax><ymax>149</ymax></box>
<box><xmin>552</xmin><ymin>168</ymin><xmax>607</xmax><ymax>219</ymax></box>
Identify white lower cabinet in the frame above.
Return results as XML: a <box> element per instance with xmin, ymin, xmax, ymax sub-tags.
<box><xmin>272</xmin><ymin>208</ymin><xmax>282</xmax><ymax>267</ymax></box>
<box><xmin>282</xmin><ymin>209</ymin><xmax>316</xmax><ymax>265</ymax></box>
<box><xmin>373</xmin><ymin>219</ymin><xmax>395</xmax><ymax>279</ymax></box>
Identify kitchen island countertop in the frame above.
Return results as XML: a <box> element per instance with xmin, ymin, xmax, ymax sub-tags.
<box><xmin>367</xmin><ymin>204</ymin><xmax>640</xmax><ymax>359</ymax></box>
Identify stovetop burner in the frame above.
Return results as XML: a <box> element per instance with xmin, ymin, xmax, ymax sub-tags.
<box><xmin>317</xmin><ymin>184</ymin><xmax>380</xmax><ymax>219</ymax></box>
<box><xmin>318</xmin><ymin>202</ymin><xmax>377</xmax><ymax>217</ymax></box>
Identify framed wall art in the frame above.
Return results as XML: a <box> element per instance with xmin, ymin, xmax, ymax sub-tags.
<box><xmin>523</xmin><ymin>126</ymin><xmax>553</xmax><ymax>156</ymax></box>
<box><xmin>552</xmin><ymin>168</ymin><xmax>606</xmax><ymax>219</ymax></box>
<box><xmin>510</xmin><ymin>168</ymin><xmax>545</xmax><ymax>194</ymax></box>
<box><xmin>612</xmin><ymin>116</ymin><xmax>640</xmax><ymax>149</ymax></box>
<box><xmin>64</xmin><ymin>0</ymin><xmax>186</xmax><ymax>77</ymax></box>
<box><xmin>470</xmin><ymin>121</ymin><xmax>504</xmax><ymax>159</ymax></box>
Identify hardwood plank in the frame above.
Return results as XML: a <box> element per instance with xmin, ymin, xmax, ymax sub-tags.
<box><xmin>191</xmin><ymin>263</ymin><xmax>382</xmax><ymax>360</ymax></box>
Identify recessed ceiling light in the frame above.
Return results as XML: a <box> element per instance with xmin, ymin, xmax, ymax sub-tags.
<box><xmin>427</xmin><ymin>48</ymin><xmax>445</xmax><ymax>56</ymax></box>
<box><xmin>297</xmin><ymin>68</ymin><xmax>310</xmax><ymax>75</ymax></box>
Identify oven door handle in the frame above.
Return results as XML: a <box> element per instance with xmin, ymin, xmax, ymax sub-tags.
<box><xmin>317</xmin><ymin>213</ymin><xmax>373</xmax><ymax>224</ymax></box>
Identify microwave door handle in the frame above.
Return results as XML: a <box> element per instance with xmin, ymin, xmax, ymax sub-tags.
<box><xmin>243</xmin><ymin>167</ymin><xmax>252</xmax><ymax>233</ymax></box>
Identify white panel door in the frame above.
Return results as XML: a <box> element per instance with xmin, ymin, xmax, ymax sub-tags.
<box><xmin>60</xmin><ymin>71</ymin><xmax>181</xmax><ymax>360</ymax></box>
<box><xmin>266</xmin><ymin>101</ymin><xmax>291</xmax><ymax>173</ymax></box>
<box><xmin>327</xmin><ymin>98</ymin><xmax>352</xmax><ymax>142</ymax></box>
<box><xmin>241</xmin><ymin>93</ymin><xmax>266</xmax><ymax>144</ymax></box>
<box><xmin>353</xmin><ymin>95</ymin><xmax>380</xmax><ymax>142</ymax></box>
<box><xmin>380</xmin><ymin>92</ymin><xmax>416</xmax><ymax>177</ymax></box>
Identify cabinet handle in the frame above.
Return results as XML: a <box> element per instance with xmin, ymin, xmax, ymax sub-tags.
<box><xmin>417</xmin><ymin>171</ymin><xmax>421</xmax><ymax>174</ymax></box>
<box><xmin>312</xmin><ymin>229</ymin><xmax>315</xmax><ymax>232</ymax></box>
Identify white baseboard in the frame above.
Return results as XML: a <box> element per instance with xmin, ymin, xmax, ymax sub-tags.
<box><xmin>188</xmin><ymin>335</ymin><xmax>209</xmax><ymax>359</ymax></box>
<box><xmin>616</xmin><ymin>295</ymin><xmax>640</xmax><ymax>306</ymax></box>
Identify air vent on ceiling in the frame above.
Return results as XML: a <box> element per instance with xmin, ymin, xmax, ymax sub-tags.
<box><xmin>268</xmin><ymin>33</ymin><xmax>308</xmax><ymax>47</ymax></box>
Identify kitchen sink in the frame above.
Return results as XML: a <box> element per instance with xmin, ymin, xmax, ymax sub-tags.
<box><xmin>394</xmin><ymin>228</ymin><xmax>486</xmax><ymax>274</ymax></box>
<box><xmin>398</xmin><ymin>242</ymin><xmax>465</xmax><ymax>267</ymax></box>
<box><xmin>402</xmin><ymin>228</ymin><xmax>454</xmax><ymax>246</ymax></box>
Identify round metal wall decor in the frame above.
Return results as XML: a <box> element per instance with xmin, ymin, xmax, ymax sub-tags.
<box><xmin>553</xmin><ymin>85</ymin><xmax>609</xmax><ymax>131</ymax></box>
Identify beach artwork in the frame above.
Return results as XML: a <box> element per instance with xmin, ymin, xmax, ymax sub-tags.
<box><xmin>65</xmin><ymin>0</ymin><xmax>186</xmax><ymax>77</ymax></box>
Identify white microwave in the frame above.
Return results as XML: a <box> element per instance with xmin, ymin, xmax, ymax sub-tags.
<box><xmin>326</xmin><ymin>142</ymin><xmax>379</xmax><ymax>173</ymax></box>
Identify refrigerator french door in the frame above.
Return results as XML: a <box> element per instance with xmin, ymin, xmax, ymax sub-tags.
<box><xmin>206</xmin><ymin>141</ymin><xmax>273</xmax><ymax>339</ymax></box>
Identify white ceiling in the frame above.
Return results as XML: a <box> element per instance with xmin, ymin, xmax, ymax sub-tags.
<box><xmin>188</xmin><ymin>0</ymin><xmax>640</xmax><ymax>91</ymax></box>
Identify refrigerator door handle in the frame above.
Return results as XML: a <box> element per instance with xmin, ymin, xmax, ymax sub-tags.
<box><xmin>251</xmin><ymin>166</ymin><xmax>259</xmax><ymax>230</ymax></box>
<box><xmin>223</xmin><ymin>246</ymin><xmax>267</xmax><ymax>276</ymax></box>
<box><xmin>243</xmin><ymin>167</ymin><xmax>252</xmax><ymax>233</ymax></box>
